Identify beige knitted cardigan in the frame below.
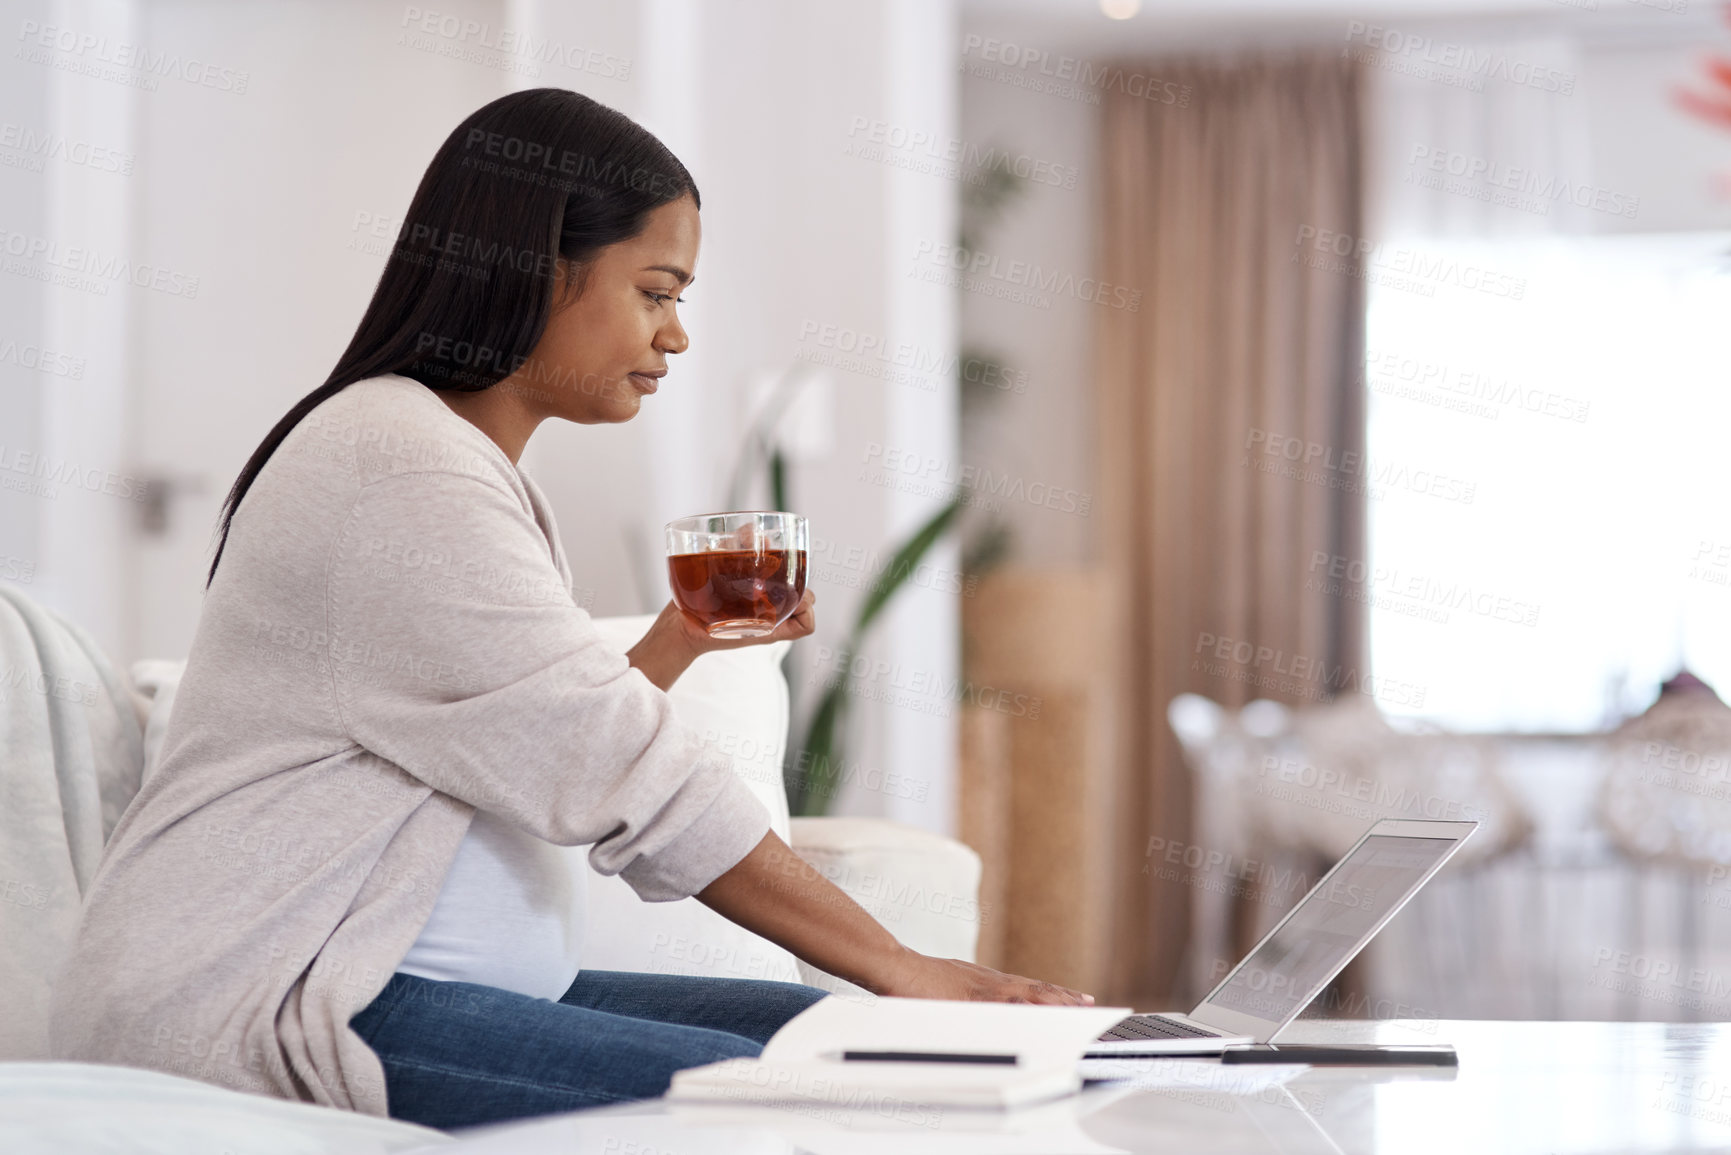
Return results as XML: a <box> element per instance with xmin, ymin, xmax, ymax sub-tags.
<box><xmin>49</xmin><ymin>375</ymin><xmax>769</xmax><ymax>1115</ymax></box>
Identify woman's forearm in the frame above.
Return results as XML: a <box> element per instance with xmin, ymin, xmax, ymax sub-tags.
<box><xmin>641</xmin><ymin>586</ymin><xmax>1090</xmax><ymax>1004</ymax></box>
<box><xmin>625</xmin><ymin>638</ymin><xmax>693</xmax><ymax>692</ymax></box>
<box><xmin>696</xmin><ymin>830</ymin><xmax>916</xmax><ymax>994</ymax></box>
<box><xmin>697</xmin><ymin>830</ymin><xmax>1095</xmax><ymax>1005</ymax></box>
<box><xmin>625</xmin><ymin>604</ymin><xmax>702</xmax><ymax>691</ymax></box>
<box><xmin>626</xmin><ymin>592</ymin><xmax>817</xmax><ymax>692</ymax></box>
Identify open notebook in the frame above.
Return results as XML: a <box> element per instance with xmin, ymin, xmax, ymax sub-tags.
<box><xmin>667</xmin><ymin>997</ymin><xmax>1131</xmax><ymax>1110</ymax></box>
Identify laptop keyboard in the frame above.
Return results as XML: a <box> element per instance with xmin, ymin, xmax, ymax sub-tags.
<box><xmin>1096</xmin><ymin>1014</ymin><xmax>1220</xmax><ymax>1042</ymax></box>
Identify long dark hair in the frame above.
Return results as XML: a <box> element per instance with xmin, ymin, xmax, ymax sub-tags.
<box><xmin>206</xmin><ymin>88</ymin><xmax>699</xmax><ymax>587</ymax></box>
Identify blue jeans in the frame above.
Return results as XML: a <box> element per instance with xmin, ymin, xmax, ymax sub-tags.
<box><xmin>347</xmin><ymin>970</ymin><xmax>828</xmax><ymax>1130</ymax></box>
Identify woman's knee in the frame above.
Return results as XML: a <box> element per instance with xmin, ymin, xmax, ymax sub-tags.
<box><xmin>735</xmin><ymin>977</ymin><xmax>830</xmax><ymax>1018</ymax></box>
<box><xmin>719</xmin><ymin>979</ymin><xmax>830</xmax><ymax>1045</ymax></box>
<box><xmin>782</xmin><ymin>982</ymin><xmax>831</xmax><ymax>1014</ymax></box>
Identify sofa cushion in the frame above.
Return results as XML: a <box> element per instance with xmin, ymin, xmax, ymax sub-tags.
<box><xmin>584</xmin><ymin>615</ymin><xmax>791</xmax><ymax>841</ymax></box>
<box><xmin>129</xmin><ymin>660</ymin><xmax>184</xmax><ymax>790</ymax></box>
<box><xmin>0</xmin><ymin>1061</ymin><xmax>445</xmax><ymax>1152</ymax></box>
<box><xmin>578</xmin><ymin>616</ymin><xmax>799</xmax><ymax>981</ymax></box>
<box><xmin>1</xmin><ymin>585</ymin><xmax>146</xmax><ymax>1061</ymax></box>
<box><xmin>788</xmin><ymin>817</ymin><xmax>982</xmax><ymax>977</ymax></box>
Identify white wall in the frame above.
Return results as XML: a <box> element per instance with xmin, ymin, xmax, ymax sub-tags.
<box><xmin>124</xmin><ymin>0</ymin><xmax>510</xmax><ymax>662</ymax></box>
<box><xmin>2</xmin><ymin>0</ymin><xmax>140</xmax><ymax>655</ymax></box>
<box><xmin>0</xmin><ymin>5</ymin><xmax>53</xmax><ymax>620</ymax></box>
<box><xmin>1</xmin><ymin>0</ymin><xmax>963</xmax><ymax>834</ymax></box>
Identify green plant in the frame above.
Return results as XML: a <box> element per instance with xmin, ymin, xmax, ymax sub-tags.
<box><xmin>728</xmin><ymin>371</ymin><xmax>972</xmax><ymax>815</ymax></box>
<box><xmin>959</xmin><ymin>160</ymin><xmax>1029</xmax><ymax>254</ymax></box>
<box><xmin>785</xmin><ymin>494</ymin><xmax>965</xmax><ymax>816</ymax></box>
<box><xmin>768</xmin><ymin>141</ymin><xmax>1039</xmax><ymax>815</ymax></box>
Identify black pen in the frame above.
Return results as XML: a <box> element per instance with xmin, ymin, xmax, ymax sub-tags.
<box><xmin>834</xmin><ymin>1050</ymin><xmax>1019</xmax><ymax>1065</ymax></box>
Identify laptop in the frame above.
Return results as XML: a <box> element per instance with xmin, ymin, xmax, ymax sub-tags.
<box><xmin>1086</xmin><ymin>818</ymin><xmax>1478</xmax><ymax>1055</ymax></box>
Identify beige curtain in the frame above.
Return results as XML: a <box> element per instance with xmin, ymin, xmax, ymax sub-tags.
<box><xmin>1095</xmin><ymin>52</ymin><xmax>1368</xmax><ymax>1007</ymax></box>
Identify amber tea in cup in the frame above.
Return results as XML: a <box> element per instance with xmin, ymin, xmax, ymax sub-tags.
<box><xmin>665</xmin><ymin>511</ymin><xmax>808</xmax><ymax>639</ymax></box>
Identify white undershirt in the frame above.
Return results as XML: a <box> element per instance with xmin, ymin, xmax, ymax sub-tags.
<box><xmin>397</xmin><ymin>450</ymin><xmax>587</xmax><ymax>1001</ymax></box>
<box><xmin>397</xmin><ymin>809</ymin><xmax>585</xmax><ymax>1000</ymax></box>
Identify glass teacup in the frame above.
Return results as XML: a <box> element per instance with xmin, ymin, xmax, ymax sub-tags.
<box><xmin>665</xmin><ymin>511</ymin><xmax>809</xmax><ymax>639</ymax></box>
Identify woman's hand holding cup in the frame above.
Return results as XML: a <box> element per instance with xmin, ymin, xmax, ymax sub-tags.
<box><xmin>656</xmin><ymin>586</ymin><xmax>816</xmax><ymax>655</ymax></box>
<box><xmin>627</xmin><ymin>510</ymin><xmax>813</xmax><ymax>690</ymax></box>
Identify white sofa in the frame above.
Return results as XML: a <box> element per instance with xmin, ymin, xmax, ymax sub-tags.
<box><xmin>0</xmin><ymin>598</ymin><xmax>981</xmax><ymax>1150</ymax></box>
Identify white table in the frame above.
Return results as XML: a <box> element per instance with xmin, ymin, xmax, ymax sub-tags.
<box><xmin>412</xmin><ymin>1020</ymin><xmax>1731</xmax><ymax>1154</ymax></box>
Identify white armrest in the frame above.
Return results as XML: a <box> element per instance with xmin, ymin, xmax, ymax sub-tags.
<box><xmin>787</xmin><ymin>817</ymin><xmax>983</xmax><ymax>996</ymax></box>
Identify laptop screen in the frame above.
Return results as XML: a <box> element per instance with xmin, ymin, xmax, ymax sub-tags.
<box><xmin>1202</xmin><ymin>835</ymin><xmax>1460</xmax><ymax>1024</ymax></box>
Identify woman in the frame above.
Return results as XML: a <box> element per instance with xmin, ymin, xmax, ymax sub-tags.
<box><xmin>49</xmin><ymin>89</ymin><xmax>1090</xmax><ymax>1132</ymax></box>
